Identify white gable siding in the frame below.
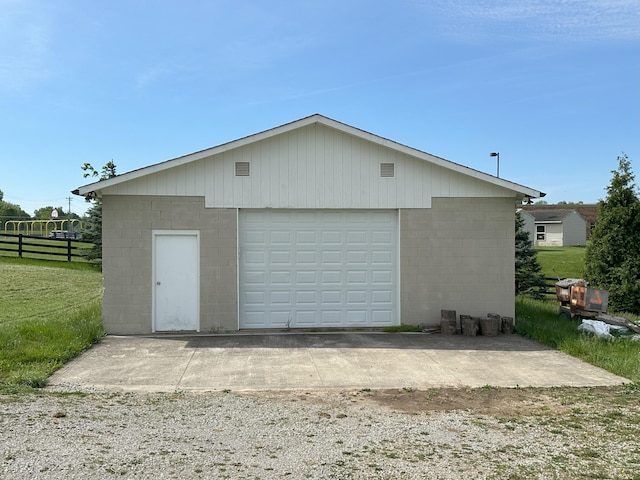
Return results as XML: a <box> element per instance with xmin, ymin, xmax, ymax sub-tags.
<box><xmin>102</xmin><ymin>124</ymin><xmax>514</xmax><ymax>208</ymax></box>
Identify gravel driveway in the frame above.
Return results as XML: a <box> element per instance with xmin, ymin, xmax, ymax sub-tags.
<box><xmin>2</xmin><ymin>387</ymin><xmax>638</xmax><ymax>479</ymax></box>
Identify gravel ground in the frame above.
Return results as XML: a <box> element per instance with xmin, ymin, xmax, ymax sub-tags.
<box><xmin>1</xmin><ymin>386</ymin><xmax>639</xmax><ymax>479</ymax></box>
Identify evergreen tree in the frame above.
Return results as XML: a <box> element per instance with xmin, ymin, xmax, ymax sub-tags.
<box><xmin>515</xmin><ymin>210</ymin><xmax>547</xmax><ymax>298</ymax></box>
<box><xmin>585</xmin><ymin>154</ymin><xmax>640</xmax><ymax>314</ymax></box>
<box><xmin>80</xmin><ymin>161</ymin><xmax>117</xmax><ymax>260</ymax></box>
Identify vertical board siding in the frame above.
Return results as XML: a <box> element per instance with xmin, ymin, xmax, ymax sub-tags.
<box><xmin>105</xmin><ymin>124</ymin><xmax>513</xmax><ymax>208</ymax></box>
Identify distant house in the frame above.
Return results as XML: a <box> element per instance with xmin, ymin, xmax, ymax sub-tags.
<box><xmin>521</xmin><ymin>204</ymin><xmax>598</xmax><ymax>241</ymax></box>
<box><xmin>525</xmin><ymin>209</ymin><xmax>587</xmax><ymax>246</ymax></box>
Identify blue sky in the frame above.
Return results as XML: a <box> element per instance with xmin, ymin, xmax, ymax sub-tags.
<box><xmin>1</xmin><ymin>0</ymin><xmax>638</xmax><ymax>217</ymax></box>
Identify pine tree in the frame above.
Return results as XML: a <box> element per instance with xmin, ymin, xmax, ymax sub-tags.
<box><xmin>515</xmin><ymin>210</ymin><xmax>547</xmax><ymax>299</ymax></box>
<box><xmin>585</xmin><ymin>154</ymin><xmax>640</xmax><ymax>314</ymax></box>
<box><xmin>81</xmin><ymin>161</ymin><xmax>117</xmax><ymax>261</ymax></box>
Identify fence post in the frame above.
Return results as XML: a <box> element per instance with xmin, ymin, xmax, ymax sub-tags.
<box><xmin>18</xmin><ymin>234</ymin><xmax>23</xmax><ymax>258</ymax></box>
<box><xmin>67</xmin><ymin>238</ymin><xmax>72</xmax><ymax>262</ymax></box>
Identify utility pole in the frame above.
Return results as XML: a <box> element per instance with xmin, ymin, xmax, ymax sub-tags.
<box><xmin>66</xmin><ymin>196</ymin><xmax>73</xmax><ymax>234</ymax></box>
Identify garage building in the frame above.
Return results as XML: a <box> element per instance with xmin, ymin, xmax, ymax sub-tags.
<box><xmin>74</xmin><ymin>114</ymin><xmax>544</xmax><ymax>334</ymax></box>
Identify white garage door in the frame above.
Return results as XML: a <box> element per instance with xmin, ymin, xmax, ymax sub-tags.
<box><xmin>239</xmin><ymin>210</ymin><xmax>398</xmax><ymax>329</ymax></box>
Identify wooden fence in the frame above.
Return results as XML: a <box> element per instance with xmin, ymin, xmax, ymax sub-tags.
<box><xmin>0</xmin><ymin>233</ymin><xmax>93</xmax><ymax>262</ymax></box>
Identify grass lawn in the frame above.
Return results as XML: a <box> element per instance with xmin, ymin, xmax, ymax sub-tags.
<box><xmin>0</xmin><ymin>257</ymin><xmax>103</xmax><ymax>391</ymax></box>
<box><xmin>535</xmin><ymin>246</ymin><xmax>586</xmax><ymax>279</ymax></box>
<box><xmin>516</xmin><ymin>296</ymin><xmax>640</xmax><ymax>383</ymax></box>
<box><xmin>520</xmin><ymin>246</ymin><xmax>640</xmax><ymax>384</ymax></box>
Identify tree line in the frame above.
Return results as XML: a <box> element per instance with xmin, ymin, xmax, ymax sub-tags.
<box><xmin>0</xmin><ymin>190</ymin><xmax>81</xmax><ymax>226</ymax></box>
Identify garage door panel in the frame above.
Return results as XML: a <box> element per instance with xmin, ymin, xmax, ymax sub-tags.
<box><xmin>347</xmin><ymin>271</ymin><xmax>367</xmax><ymax>284</ymax></box>
<box><xmin>321</xmin><ymin>251</ymin><xmax>342</xmax><ymax>263</ymax></box>
<box><xmin>245</xmin><ymin>231</ymin><xmax>265</xmax><ymax>244</ymax></box>
<box><xmin>321</xmin><ymin>311</ymin><xmax>342</xmax><ymax>325</ymax></box>
<box><xmin>372</xmin><ymin>310</ymin><xmax>393</xmax><ymax>325</ymax></box>
<box><xmin>296</xmin><ymin>271</ymin><xmax>317</xmax><ymax>284</ymax></box>
<box><xmin>239</xmin><ymin>210</ymin><xmax>397</xmax><ymax>329</ymax></box>
<box><xmin>295</xmin><ymin>290</ymin><xmax>317</xmax><ymax>304</ymax></box>
<box><xmin>245</xmin><ymin>271</ymin><xmax>266</xmax><ymax>285</ymax></box>
<box><xmin>322</xmin><ymin>231</ymin><xmax>342</xmax><ymax>243</ymax></box>
<box><xmin>347</xmin><ymin>311</ymin><xmax>367</xmax><ymax>325</ymax></box>
<box><xmin>321</xmin><ymin>270</ymin><xmax>342</xmax><ymax>283</ymax></box>
<box><xmin>296</xmin><ymin>311</ymin><xmax>317</xmax><ymax>326</ymax></box>
<box><xmin>347</xmin><ymin>231</ymin><xmax>368</xmax><ymax>244</ymax></box>
<box><xmin>244</xmin><ymin>311</ymin><xmax>268</xmax><ymax>328</ymax></box>
<box><xmin>372</xmin><ymin>250</ymin><xmax>393</xmax><ymax>264</ymax></box>
<box><xmin>270</xmin><ymin>271</ymin><xmax>292</xmax><ymax>284</ymax></box>
<box><xmin>296</xmin><ymin>231</ymin><xmax>317</xmax><ymax>243</ymax></box>
<box><xmin>245</xmin><ymin>291</ymin><xmax>265</xmax><ymax>305</ymax></box>
<box><xmin>270</xmin><ymin>291</ymin><xmax>291</xmax><ymax>304</ymax></box>
<box><xmin>271</xmin><ymin>251</ymin><xmax>292</xmax><ymax>265</ymax></box>
<box><xmin>372</xmin><ymin>290</ymin><xmax>393</xmax><ymax>303</ymax></box>
<box><xmin>296</xmin><ymin>251</ymin><xmax>317</xmax><ymax>264</ymax></box>
<box><xmin>322</xmin><ymin>290</ymin><xmax>343</xmax><ymax>303</ymax></box>
<box><xmin>347</xmin><ymin>290</ymin><xmax>367</xmax><ymax>304</ymax></box>
<box><xmin>372</xmin><ymin>270</ymin><xmax>392</xmax><ymax>284</ymax></box>
<box><xmin>270</xmin><ymin>311</ymin><xmax>290</xmax><ymax>327</ymax></box>
<box><xmin>347</xmin><ymin>250</ymin><xmax>367</xmax><ymax>263</ymax></box>
<box><xmin>372</xmin><ymin>231</ymin><xmax>393</xmax><ymax>243</ymax></box>
<box><xmin>245</xmin><ymin>251</ymin><xmax>266</xmax><ymax>265</ymax></box>
<box><xmin>270</xmin><ymin>231</ymin><xmax>292</xmax><ymax>245</ymax></box>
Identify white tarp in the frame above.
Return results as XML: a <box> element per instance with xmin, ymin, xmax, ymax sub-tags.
<box><xmin>578</xmin><ymin>319</ymin><xmax>631</xmax><ymax>340</ymax></box>
<box><xmin>578</xmin><ymin>319</ymin><xmax>614</xmax><ymax>340</ymax></box>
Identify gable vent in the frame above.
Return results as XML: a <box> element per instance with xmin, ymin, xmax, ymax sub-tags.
<box><xmin>235</xmin><ymin>162</ymin><xmax>250</xmax><ymax>176</ymax></box>
<box><xmin>380</xmin><ymin>163</ymin><xmax>395</xmax><ymax>178</ymax></box>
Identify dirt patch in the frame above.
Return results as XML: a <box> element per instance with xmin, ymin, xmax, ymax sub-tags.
<box><xmin>252</xmin><ymin>384</ymin><xmax>638</xmax><ymax>418</ymax></box>
<box><xmin>367</xmin><ymin>387</ymin><xmax>578</xmax><ymax>416</ymax></box>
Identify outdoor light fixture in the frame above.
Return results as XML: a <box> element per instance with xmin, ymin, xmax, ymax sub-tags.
<box><xmin>489</xmin><ymin>152</ymin><xmax>500</xmax><ymax>178</ymax></box>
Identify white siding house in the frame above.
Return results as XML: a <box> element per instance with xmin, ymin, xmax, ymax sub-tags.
<box><xmin>74</xmin><ymin>114</ymin><xmax>545</xmax><ymax>334</ymax></box>
<box><xmin>528</xmin><ymin>209</ymin><xmax>587</xmax><ymax>246</ymax></box>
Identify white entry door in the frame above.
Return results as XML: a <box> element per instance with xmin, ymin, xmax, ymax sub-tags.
<box><xmin>153</xmin><ymin>231</ymin><xmax>200</xmax><ymax>332</ymax></box>
<box><xmin>239</xmin><ymin>210</ymin><xmax>398</xmax><ymax>329</ymax></box>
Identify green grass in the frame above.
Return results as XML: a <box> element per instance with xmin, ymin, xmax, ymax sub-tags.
<box><xmin>0</xmin><ymin>259</ymin><xmax>104</xmax><ymax>391</ymax></box>
<box><xmin>0</xmin><ymin>255</ymin><xmax>100</xmax><ymax>271</ymax></box>
<box><xmin>516</xmin><ymin>296</ymin><xmax>640</xmax><ymax>383</ymax></box>
<box><xmin>535</xmin><ymin>246</ymin><xmax>586</xmax><ymax>279</ymax></box>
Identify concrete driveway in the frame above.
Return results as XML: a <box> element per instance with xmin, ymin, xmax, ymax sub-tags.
<box><xmin>47</xmin><ymin>333</ymin><xmax>628</xmax><ymax>393</ymax></box>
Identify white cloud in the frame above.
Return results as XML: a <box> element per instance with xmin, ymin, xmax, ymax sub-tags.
<box><xmin>410</xmin><ymin>0</ymin><xmax>640</xmax><ymax>42</ymax></box>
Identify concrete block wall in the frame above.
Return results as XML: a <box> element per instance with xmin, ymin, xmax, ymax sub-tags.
<box><xmin>102</xmin><ymin>195</ymin><xmax>237</xmax><ymax>334</ymax></box>
<box><xmin>400</xmin><ymin>198</ymin><xmax>516</xmax><ymax>326</ymax></box>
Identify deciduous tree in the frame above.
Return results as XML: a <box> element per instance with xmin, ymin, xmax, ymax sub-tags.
<box><xmin>0</xmin><ymin>189</ymin><xmax>30</xmax><ymax>227</ymax></box>
<box><xmin>80</xmin><ymin>161</ymin><xmax>117</xmax><ymax>260</ymax></box>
